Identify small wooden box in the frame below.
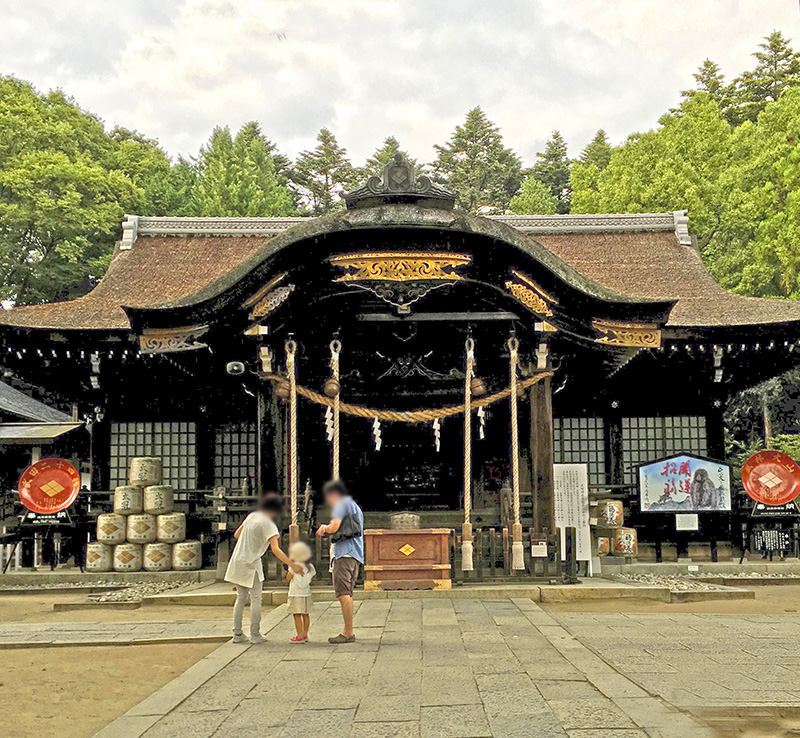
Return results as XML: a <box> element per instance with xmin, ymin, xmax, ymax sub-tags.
<box><xmin>364</xmin><ymin>528</ymin><xmax>452</xmax><ymax>591</ymax></box>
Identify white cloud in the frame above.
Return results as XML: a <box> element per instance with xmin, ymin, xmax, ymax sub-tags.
<box><xmin>0</xmin><ymin>0</ymin><xmax>798</xmax><ymax>166</ymax></box>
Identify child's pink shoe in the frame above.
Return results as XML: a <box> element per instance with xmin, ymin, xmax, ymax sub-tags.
<box><xmin>290</xmin><ymin>636</ymin><xmax>308</xmax><ymax>643</ymax></box>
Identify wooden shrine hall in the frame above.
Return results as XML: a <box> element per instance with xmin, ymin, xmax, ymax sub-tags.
<box><xmin>2</xmin><ymin>155</ymin><xmax>800</xmax><ymax>562</ymax></box>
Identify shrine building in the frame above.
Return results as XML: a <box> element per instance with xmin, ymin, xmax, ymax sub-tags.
<box><xmin>2</xmin><ymin>155</ymin><xmax>799</xmax><ymax>561</ymax></box>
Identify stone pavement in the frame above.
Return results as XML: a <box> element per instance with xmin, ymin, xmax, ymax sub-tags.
<box><xmin>94</xmin><ymin>598</ymin><xmax>717</xmax><ymax>738</ymax></box>
<box><xmin>553</xmin><ymin>611</ymin><xmax>800</xmax><ymax>711</ymax></box>
<box><xmin>0</xmin><ymin>619</ymin><xmax>230</xmax><ymax>647</ymax></box>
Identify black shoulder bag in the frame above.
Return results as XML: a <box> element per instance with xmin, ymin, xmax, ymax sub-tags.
<box><xmin>330</xmin><ymin>510</ymin><xmax>362</xmax><ymax>543</ymax></box>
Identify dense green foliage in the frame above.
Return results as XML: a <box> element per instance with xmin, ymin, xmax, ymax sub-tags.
<box><xmin>509</xmin><ymin>177</ymin><xmax>558</xmax><ymax>215</ymax></box>
<box><xmin>4</xmin><ymin>30</ymin><xmax>800</xmax><ymax>315</ymax></box>
<box><xmin>430</xmin><ymin>107</ymin><xmax>522</xmax><ymax>213</ymax></box>
<box><xmin>527</xmin><ymin>131</ymin><xmax>572</xmax><ymax>213</ymax></box>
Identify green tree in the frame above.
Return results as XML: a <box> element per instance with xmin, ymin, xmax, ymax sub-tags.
<box><xmin>293</xmin><ymin>128</ymin><xmax>355</xmax><ymax>215</ymax></box>
<box><xmin>529</xmin><ymin>131</ymin><xmax>571</xmax><ymax>213</ymax></box>
<box><xmin>682</xmin><ymin>59</ymin><xmax>726</xmax><ymax>102</ymax></box>
<box><xmin>573</xmin><ymin>94</ymin><xmax>731</xmax><ymax>243</ymax></box>
<box><xmin>707</xmin><ymin>88</ymin><xmax>800</xmax><ymax>297</ymax></box>
<box><xmin>0</xmin><ymin>76</ymin><xmax>140</xmax><ymax>304</ymax></box>
<box><xmin>192</xmin><ymin>123</ymin><xmax>294</xmax><ymax>217</ymax></box>
<box><xmin>430</xmin><ymin>107</ymin><xmax>522</xmax><ymax>213</ymax></box>
<box><xmin>360</xmin><ymin>136</ymin><xmax>419</xmax><ymax>178</ymax></box>
<box><xmin>570</xmin><ymin>130</ymin><xmax>613</xmax><ymax>213</ymax></box>
<box><xmin>509</xmin><ymin>177</ymin><xmax>558</xmax><ymax>214</ymax></box>
<box><xmin>727</xmin><ymin>31</ymin><xmax>800</xmax><ymax>124</ymax></box>
<box><xmin>580</xmin><ymin>129</ymin><xmax>613</xmax><ymax>170</ymax></box>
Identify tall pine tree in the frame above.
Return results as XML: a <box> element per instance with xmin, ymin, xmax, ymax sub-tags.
<box><xmin>192</xmin><ymin>123</ymin><xmax>294</xmax><ymax>216</ymax></box>
<box><xmin>430</xmin><ymin>107</ymin><xmax>521</xmax><ymax>213</ymax></box>
<box><xmin>682</xmin><ymin>59</ymin><xmax>726</xmax><ymax>102</ymax></box>
<box><xmin>361</xmin><ymin>136</ymin><xmax>418</xmax><ymax>178</ymax></box>
<box><xmin>727</xmin><ymin>31</ymin><xmax>800</xmax><ymax>124</ymax></box>
<box><xmin>530</xmin><ymin>131</ymin><xmax>571</xmax><ymax>213</ymax></box>
<box><xmin>293</xmin><ymin>129</ymin><xmax>355</xmax><ymax>215</ymax></box>
<box><xmin>570</xmin><ymin>130</ymin><xmax>612</xmax><ymax>213</ymax></box>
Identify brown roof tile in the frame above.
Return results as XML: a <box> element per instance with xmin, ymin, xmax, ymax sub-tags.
<box><xmin>536</xmin><ymin>231</ymin><xmax>800</xmax><ymax>328</ymax></box>
<box><xmin>0</xmin><ymin>236</ymin><xmax>269</xmax><ymax>330</ymax></box>
<box><xmin>1</xmin><ymin>219</ymin><xmax>799</xmax><ymax>331</ymax></box>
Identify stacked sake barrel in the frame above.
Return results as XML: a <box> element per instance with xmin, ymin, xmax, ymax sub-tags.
<box><xmin>592</xmin><ymin>498</ymin><xmax>638</xmax><ymax>558</ymax></box>
<box><xmin>87</xmin><ymin>457</ymin><xmax>202</xmax><ymax>573</ymax></box>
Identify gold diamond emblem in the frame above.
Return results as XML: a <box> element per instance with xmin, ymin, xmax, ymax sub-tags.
<box><xmin>399</xmin><ymin>544</ymin><xmax>416</xmax><ymax>557</ymax></box>
<box><xmin>118</xmin><ymin>551</ymin><xmax>134</xmax><ymax>564</ymax></box>
<box><xmin>148</xmin><ymin>550</ymin><xmax>166</xmax><ymax>563</ymax></box>
<box><xmin>100</xmin><ymin>523</ymin><xmax>119</xmax><ymax>535</ymax></box>
<box><xmin>178</xmin><ymin>550</ymin><xmax>195</xmax><ymax>562</ymax></box>
<box><xmin>131</xmin><ymin>521</ymin><xmax>149</xmax><ymax>534</ymax></box>
<box><xmin>87</xmin><ymin>551</ymin><xmax>100</xmax><ymax>563</ymax></box>
<box><xmin>163</xmin><ymin>521</ymin><xmax>178</xmax><ymax>533</ymax></box>
<box><xmin>40</xmin><ymin>480</ymin><xmax>64</xmax><ymax>497</ymax></box>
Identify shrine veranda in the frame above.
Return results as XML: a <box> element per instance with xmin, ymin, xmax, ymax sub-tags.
<box><xmin>2</xmin><ymin>157</ymin><xmax>800</xmax><ymax>579</ymax></box>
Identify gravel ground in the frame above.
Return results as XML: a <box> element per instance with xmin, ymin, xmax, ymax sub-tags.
<box><xmin>0</xmin><ymin>580</ymin><xmax>122</xmax><ymax>590</ymax></box>
<box><xmin>689</xmin><ymin>571</ymin><xmax>800</xmax><ymax>579</ymax></box>
<box><xmin>89</xmin><ymin>580</ymin><xmax>188</xmax><ymax>602</ymax></box>
<box><xmin>616</xmin><ymin>572</ymin><xmax>723</xmax><ymax>591</ymax></box>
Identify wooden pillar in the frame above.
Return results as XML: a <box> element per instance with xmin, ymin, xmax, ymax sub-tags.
<box><xmin>529</xmin><ymin>376</ymin><xmax>554</xmax><ymax>536</ymax></box>
<box><xmin>195</xmin><ymin>419</ymin><xmax>215</xmax><ymax>490</ymax></box>
<box><xmin>90</xmin><ymin>419</ymin><xmax>111</xmax><ymax>491</ymax></box>
<box><xmin>604</xmin><ymin>411</ymin><xmax>624</xmax><ymax>486</ymax></box>
<box><xmin>258</xmin><ymin>386</ymin><xmax>285</xmax><ymax>494</ymax></box>
<box><xmin>706</xmin><ymin>397</ymin><xmax>726</xmax><ymax>460</ymax></box>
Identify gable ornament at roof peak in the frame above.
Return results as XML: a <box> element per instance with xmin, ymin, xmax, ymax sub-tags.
<box><xmin>343</xmin><ymin>153</ymin><xmax>457</xmax><ymax>210</ymax></box>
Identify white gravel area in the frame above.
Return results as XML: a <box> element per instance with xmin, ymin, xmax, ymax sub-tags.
<box><xmin>616</xmin><ymin>573</ymin><xmax>723</xmax><ymax>591</ymax></box>
<box><xmin>89</xmin><ymin>580</ymin><xmax>188</xmax><ymax>602</ymax></box>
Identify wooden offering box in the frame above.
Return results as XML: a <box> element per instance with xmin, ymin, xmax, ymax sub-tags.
<box><xmin>364</xmin><ymin>528</ymin><xmax>452</xmax><ymax>590</ymax></box>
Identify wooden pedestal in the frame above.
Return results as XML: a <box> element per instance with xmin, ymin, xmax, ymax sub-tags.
<box><xmin>364</xmin><ymin>528</ymin><xmax>452</xmax><ymax>591</ymax></box>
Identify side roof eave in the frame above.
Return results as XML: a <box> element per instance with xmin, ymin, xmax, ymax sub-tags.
<box><xmin>123</xmin><ymin>205</ymin><xmax>674</xmax><ymax>331</ymax></box>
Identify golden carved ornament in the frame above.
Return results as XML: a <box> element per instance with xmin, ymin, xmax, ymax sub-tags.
<box><xmin>251</xmin><ymin>284</ymin><xmax>295</xmax><ymax>318</ymax></box>
<box><xmin>511</xmin><ymin>271</ymin><xmax>557</xmax><ymax>304</ymax></box>
<box><xmin>504</xmin><ymin>280</ymin><xmax>553</xmax><ymax>317</ymax></box>
<box><xmin>330</xmin><ymin>252</ymin><xmax>470</xmax><ymax>282</ymax></box>
<box><xmin>593</xmin><ymin>319</ymin><xmax>662</xmax><ymax>348</ymax></box>
<box><xmin>139</xmin><ymin>325</ymin><xmax>209</xmax><ymax>354</ymax></box>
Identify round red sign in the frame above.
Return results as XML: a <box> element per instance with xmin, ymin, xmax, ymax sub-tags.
<box><xmin>18</xmin><ymin>458</ymin><xmax>81</xmax><ymax>514</ymax></box>
<box><xmin>741</xmin><ymin>450</ymin><xmax>800</xmax><ymax>506</ymax></box>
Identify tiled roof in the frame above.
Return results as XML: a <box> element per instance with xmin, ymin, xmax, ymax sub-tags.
<box><xmin>1</xmin><ymin>212</ymin><xmax>798</xmax><ymax>331</ymax></box>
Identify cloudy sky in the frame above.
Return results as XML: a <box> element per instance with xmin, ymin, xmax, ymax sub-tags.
<box><xmin>1</xmin><ymin>1</ymin><xmax>798</xmax><ymax>166</ymax></box>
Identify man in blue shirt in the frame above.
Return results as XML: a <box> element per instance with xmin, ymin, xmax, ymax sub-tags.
<box><xmin>316</xmin><ymin>480</ymin><xmax>364</xmax><ymax>644</ymax></box>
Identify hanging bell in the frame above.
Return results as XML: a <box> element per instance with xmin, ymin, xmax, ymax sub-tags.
<box><xmin>516</xmin><ymin>383</ymin><xmax>526</xmax><ymax>397</ymax></box>
<box><xmin>323</xmin><ymin>376</ymin><xmax>341</xmax><ymax>398</ymax></box>
<box><xmin>470</xmin><ymin>376</ymin><xmax>487</xmax><ymax>397</ymax></box>
<box><xmin>275</xmin><ymin>378</ymin><xmax>290</xmax><ymax>399</ymax></box>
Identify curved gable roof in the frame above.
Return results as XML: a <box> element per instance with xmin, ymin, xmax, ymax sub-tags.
<box><xmin>1</xmin><ymin>210</ymin><xmax>798</xmax><ymax>332</ymax></box>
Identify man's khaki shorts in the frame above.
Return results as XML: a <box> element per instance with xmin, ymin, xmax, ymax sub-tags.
<box><xmin>332</xmin><ymin>556</ymin><xmax>360</xmax><ymax>597</ymax></box>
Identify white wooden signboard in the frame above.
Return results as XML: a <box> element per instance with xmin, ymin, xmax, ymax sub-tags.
<box><xmin>553</xmin><ymin>463</ymin><xmax>591</xmax><ymax>561</ymax></box>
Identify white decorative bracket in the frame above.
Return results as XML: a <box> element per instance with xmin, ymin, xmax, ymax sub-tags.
<box><xmin>119</xmin><ymin>214</ymin><xmax>139</xmax><ymax>250</ymax></box>
<box><xmin>672</xmin><ymin>210</ymin><xmax>691</xmax><ymax>245</ymax></box>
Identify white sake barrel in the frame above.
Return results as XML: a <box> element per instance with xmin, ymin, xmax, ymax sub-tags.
<box><xmin>96</xmin><ymin>513</ymin><xmax>127</xmax><ymax>545</ymax></box>
<box><xmin>85</xmin><ymin>542</ymin><xmax>113</xmax><ymax>572</ymax></box>
<box><xmin>113</xmin><ymin>543</ymin><xmax>143</xmax><ymax>572</ymax></box>
<box><xmin>126</xmin><ymin>513</ymin><xmax>157</xmax><ymax>544</ymax></box>
<box><xmin>612</xmin><ymin>527</ymin><xmax>639</xmax><ymax>557</ymax></box>
<box><xmin>144</xmin><ymin>485</ymin><xmax>174</xmax><ymax>515</ymax></box>
<box><xmin>129</xmin><ymin>457</ymin><xmax>161</xmax><ymax>487</ymax></box>
<box><xmin>597</xmin><ymin>499</ymin><xmax>624</xmax><ymax>528</ymax></box>
<box><xmin>157</xmin><ymin>512</ymin><xmax>186</xmax><ymax>544</ymax></box>
<box><xmin>113</xmin><ymin>486</ymin><xmax>143</xmax><ymax>516</ymax></box>
<box><xmin>143</xmin><ymin>542</ymin><xmax>172</xmax><ymax>572</ymax></box>
<box><xmin>172</xmin><ymin>540</ymin><xmax>202</xmax><ymax>570</ymax></box>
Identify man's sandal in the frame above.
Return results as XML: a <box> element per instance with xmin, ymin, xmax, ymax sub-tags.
<box><xmin>328</xmin><ymin>633</ymin><xmax>356</xmax><ymax>644</ymax></box>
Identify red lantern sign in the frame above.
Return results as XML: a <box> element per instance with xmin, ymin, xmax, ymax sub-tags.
<box><xmin>742</xmin><ymin>450</ymin><xmax>800</xmax><ymax>506</ymax></box>
<box><xmin>18</xmin><ymin>458</ymin><xmax>81</xmax><ymax>514</ymax></box>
